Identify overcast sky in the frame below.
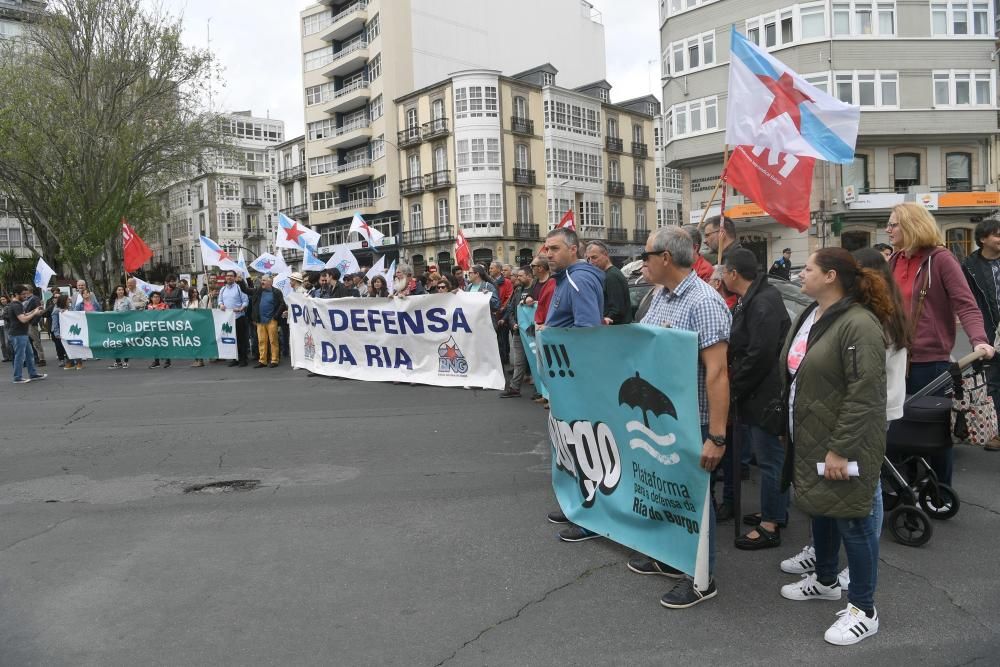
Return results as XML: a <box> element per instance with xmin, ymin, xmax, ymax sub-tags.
<box><xmin>155</xmin><ymin>0</ymin><xmax>660</xmax><ymax>138</ymax></box>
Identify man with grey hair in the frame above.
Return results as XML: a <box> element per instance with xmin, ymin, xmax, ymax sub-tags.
<box><xmin>626</xmin><ymin>225</ymin><xmax>732</xmax><ymax>610</ymax></box>
<box><xmin>394</xmin><ymin>263</ymin><xmax>425</xmax><ymax>296</ymax></box>
<box><xmin>682</xmin><ymin>224</ymin><xmax>715</xmax><ymax>283</ymax></box>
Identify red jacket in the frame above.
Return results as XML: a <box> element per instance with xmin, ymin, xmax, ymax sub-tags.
<box><xmin>693</xmin><ymin>254</ymin><xmax>713</xmax><ymax>283</ymax></box>
<box><xmin>890</xmin><ymin>247</ymin><xmax>988</xmax><ymax>363</ymax></box>
<box><xmin>497</xmin><ymin>277</ymin><xmax>514</xmax><ymax>310</ymax></box>
<box><xmin>533</xmin><ymin>277</ymin><xmax>556</xmax><ymax>325</ymax></box>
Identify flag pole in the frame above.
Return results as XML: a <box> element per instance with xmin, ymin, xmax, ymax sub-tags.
<box><xmin>697</xmin><ymin>145</ymin><xmax>731</xmax><ymax>230</ymax></box>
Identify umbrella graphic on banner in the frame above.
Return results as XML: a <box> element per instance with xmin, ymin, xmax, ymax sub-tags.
<box><xmin>619</xmin><ymin>372</ymin><xmax>677</xmax><ymax>427</ymax></box>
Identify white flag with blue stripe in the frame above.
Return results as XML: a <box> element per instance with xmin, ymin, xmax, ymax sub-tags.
<box><xmin>34</xmin><ymin>258</ymin><xmax>55</xmax><ymax>289</ymax></box>
<box><xmin>725</xmin><ymin>27</ymin><xmax>860</xmax><ymax>164</ymax></box>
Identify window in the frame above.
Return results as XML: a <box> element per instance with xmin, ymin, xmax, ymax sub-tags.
<box><xmin>407</xmin><ymin>154</ymin><xmax>421</xmax><ymax>178</ymax></box>
<box><xmin>933</xmin><ymin>70</ymin><xmax>994</xmax><ymax>106</ymax></box>
<box><xmin>515</xmin><ymin>144</ymin><xmax>529</xmax><ymax>170</ymax></box>
<box><xmin>634</xmin><ymin>162</ymin><xmax>645</xmax><ymax>186</ymax></box>
<box><xmin>302</xmin><ymin>11</ymin><xmax>332</xmax><ymax>36</ymax></box>
<box><xmin>667</xmin><ymin>96</ymin><xmax>719</xmax><ymax>139</ymax></box>
<box><xmin>434</xmin><ymin>146</ymin><xmax>448</xmax><ymax>172</ymax></box>
<box><xmin>309</xmin><ymin>155</ymin><xmax>335</xmax><ymax>176</ymax></box>
<box><xmin>933</xmin><ymin>2</ymin><xmax>991</xmax><ymax>35</ymax></box>
<box><xmin>632</xmin><ymin>123</ymin><xmax>644</xmax><ymax>144</ymax></box>
<box><xmin>667</xmin><ymin>30</ymin><xmax>715</xmax><ymax>74</ymax></box>
<box><xmin>514</xmin><ymin>96</ymin><xmax>528</xmax><ymax>119</ymax></box>
<box><xmin>541</xmin><ymin>72</ymin><xmax>554</xmax><ymax>86</ymax></box>
<box><xmin>607</xmin><ymin>117</ymin><xmax>619</xmax><ymax>138</ymax></box>
<box><xmin>517</xmin><ymin>194</ymin><xmax>532</xmax><ymax>223</ymax></box>
<box><xmin>218</xmin><ymin>210</ymin><xmax>239</xmax><ymax>232</ymax></box>
<box><xmin>609</xmin><ymin>159</ymin><xmax>620</xmax><ymax>182</ymax></box>
<box><xmin>544</xmin><ymin>98</ymin><xmax>600</xmax><ymax>136</ymax></box>
<box><xmin>436</xmin><ymin>198</ymin><xmax>450</xmax><ymax>227</ymax></box>
<box><xmin>372</xmin><ymin>135</ymin><xmax>386</xmax><ymax>161</ymax></box>
<box><xmin>893</xmin><ymin>153</ymin><xmax>920</xmax><ymax>192</ymax></box>
<box><xmin>636</xmin><ymin>205</ymin><xmax>647</xmax><ymax>230</ymax></box>
<box><xmin>803</xmin><ymin>72</ymin><xmax>831</xmax><ymax>94</ymax></box>
<box><xmin>843</xmin><ymin>154</ymin><xmax>870</xmax><ymax>193</ymax></box>
<box><xmin>947</xmin><ymin>228</ymin><xmax>974</xmax><ymax>259</ymax></box>
<box><xmin>406</xmin><ymin>108</ymin><xmax>418</xmax><ymax>130</ymax></box>
<box><xmin>456</xmin><ymin>138</ymin><xmax>501</xmax><ymax>172</ymax></box>
<box><xmin>609</xmin><ymin>202</ymin><xmax>622</xmax><ymax>228</ymax></box>
<box><xmin>748</xmin><ymin>3</ymin><xmax>829</xmax><ymax>49</ymax></box>
<box><xmin>307</xmin><ymin>118</ymin><xmax>335</xmax><ymax>141</ymax></box>
<box><xmin>216</xmin><ymin>179</ymin><xmax>239</xmax><ymax>201</ymax></box>
<box><xmin>373</xmin><ymin>176</ymin><xmax>386</xmax><ymax>199</ymax></box>
<box><xmin>577</xmin><ymin>200</ymin><xmax>605</xmax><ymax>228</ymax></box>
<box><xmin>369</xmin><ymin>95</ymin><xmax>383</xmax><ymax>121</ymax></box>
<box><xmin>834</xmin><ymin>71</ymin><xmax>897</xmax><ymax>108</ymax></box>
<box><xmin>432</xmin><ymin>99</ymin><xmax>445</xmax><ymax>120</ymax></box>
<box><xmin>244</xmin><ymin>151</ymin><xmax>266</xmax><ymax>173</ymax></box>
<box><xmin>366</xmin><ymin>53</ymin><xmax>382</xmax><ymax>81</ymax></box>
<box><xmin>410</xmin><ymin>203</ymin><xmax>423</xmax><ymax>228</ymax></box>
<box><xmin>305</xmin><ymin>82</ymin><xmax>334</xmax><ymax>106</ymax></box>
<box><xmin>304</xmin><ymin>46</ymin><xmax>334</xmax><ymax>71</ymax></box>
<box><xmin>311</xmin><ymin>191</ymin><xmax>335</xmax><ymax>211</ymax></box>
<box><xmin>946</xmin><ymin>152</ymin><xmax>972</xmax><ymax>191</ymax></box>
<box><xmin>800</xmin><ymin>3</ymin><xmax>826</xmax><ymax>37</ymax></box>
<box><xmin>366</xmin><ymin>13</ymin><xmax>380</xmax><ymax>42</ymax></box>
<box><xmin>459</xmin><ymin>193</ymin><xmax>503</xmax><ymax>228</ymax></box>
<box><xmin>832</xmin><ymin>1</ymin><xmax>895</xmax><ymax>36</ymax></box>
<box><xmin>454</xmin><ymin>86</ymin><xmax>499</xmax><ymax>118</ymax></box>
<box><xmin>544</xmin><ymin>146</ymin><xmax>603</xmax><ymax>183</ymax></box>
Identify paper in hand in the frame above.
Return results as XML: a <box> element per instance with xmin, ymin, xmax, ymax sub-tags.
<box><xmin>816</xmin><ymin>461</ymin><xmax>860</xmax><ymax>477</ymax></box>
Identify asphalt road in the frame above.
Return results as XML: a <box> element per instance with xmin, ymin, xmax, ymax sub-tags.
<box><xmin>1</xmin><ymin>343</ymin><xmax>998</xmax><ymax>666</ymax></box>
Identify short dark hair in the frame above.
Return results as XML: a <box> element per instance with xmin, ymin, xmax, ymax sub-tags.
<box><xmin>724</xmin><ymin>248</ymin><xmax>759</xmax><ymax>281</ymax></box>
<box><xmin>225</xmin><ymin>270</ymin><xmax>237</xmax><ymax>278</ymax></box>
<box><xmin>15</xmin><ymin>284</ymin><xmax>30</xmax><ymax>295</ymax></box>
<box><xmin>782</xmin><ymin>247</ymin><xmax>792</xmax><ymax>253</ymax></box>
<box><xmin>451</xmin><ymin>265</ymin><xmax>463</xmax><ymax>274</ymax></box>
<box><xmin>546</xmin><ymin>227</ymin><xmax>580</xmax><ymax>250</ymax></box>
<box><xmin>166</xmin><ymin>274</ymin><xmax>178</xmax><ymax>282</ymax></box>
<box><xmin>704</xmin><ymin>215</ymin><xmax>736</xmax><ymax>238</ymax></box>
<box><xmin>321</xmin><ymin>268</ymin><xmax>341</xmax><ymax>280</ymax></box>
<box><xmin>873</xmin><ymin>243</ymin><xmax>893</xmax><ymax>253</ymax></box>
<box><xmin>975</xmin><ymin>218</ymin><xmax>1000</xmax><ymax>248</ymax></box>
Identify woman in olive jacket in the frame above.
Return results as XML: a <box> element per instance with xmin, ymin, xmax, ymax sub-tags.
<box><xmin>778</xmin><ymin>247</ymin><xmax>890</xmax><ymax>647</ymax></box>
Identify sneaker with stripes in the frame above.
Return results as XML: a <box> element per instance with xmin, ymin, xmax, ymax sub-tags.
<box><xmin>780</xmin><ymin>544</ymin><xmax>816</xmax><ymax>574</ymax></box>
<box><xmin>824</xmin><ymin>603</ymin><xmax>879</xmax><ymax>645</ymax></box>
<box><xmin>780</xmin><ymin>573</ymin><xmax>842</xmax><ymax>601</ymax></box>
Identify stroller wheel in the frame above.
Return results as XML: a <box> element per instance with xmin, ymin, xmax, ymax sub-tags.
<box><xmin>918</xmin><ymin>483</ymin><xmax>960</xmax><ymax>520</ymax></box>
<box><xmin>888</xmin><ymin>505</ymin><xmax>933</xmax><ymax>547</ymax></box>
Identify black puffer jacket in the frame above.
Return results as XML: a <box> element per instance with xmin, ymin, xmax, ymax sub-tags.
<box><xmin>962</xmin><ymin>250</ymin><xmax>1000</xmax><ymax>344</ymax></box>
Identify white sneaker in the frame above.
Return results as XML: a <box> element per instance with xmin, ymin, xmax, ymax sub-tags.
<box><xmin>824</xmin><ymin>603</ymin><xmax>879</xmax><ymax>645</ymax></box>
<box><xmin>781</xmin><ymin>573</ymin><xmax>842</xmax><ymax>601</ymax></box>
<box><xmin>780</xmin><ymin>544</ymin><xmax>816</xmax><ymax>574</ymax></box>
<box><xmin>838</xmin><ymin>567</ymin><xmax>851</xmax><ymax>588</ymax></box>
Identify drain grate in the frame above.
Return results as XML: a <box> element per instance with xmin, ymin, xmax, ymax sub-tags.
<box><xmin>183</xmin><ymin>479</ymin><xmax>261</xmax><ymax>494</ymax></box>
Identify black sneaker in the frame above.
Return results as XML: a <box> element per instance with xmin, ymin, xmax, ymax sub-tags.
<box><xmin>715</xmin><ymin>502</ymin><xmax>735</xmax><ymax>522</ymax></box>
<box><xmin>148</xmin><ymin>361</ymin><xmax>160</xmax><ymax>369</ymax></box>
<box><xmin>546</xmin><ymin>510</ymin><xmax>570</xmax><ymax>524</ymax></box>
<box><xmin>558</xmin><ymin>525</ymin><xmax>600</xmax><ymax>542</ymax></box>
<box><xmin>627</xmin><ymin>555</ymin><xmax>685</xmax><ymax>578</ymax></box>
<box><xmin>660</xmin><ymin>578</ymin><xmax>718</xmax><ymax>609</ymax></box>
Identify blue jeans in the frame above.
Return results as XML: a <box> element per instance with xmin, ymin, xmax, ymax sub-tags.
<box><xmin>743</xmin><ymin>423</ymin><xmax>789</xmax><ymax>524</ymax></box>
<box><xmin>11</xmin><ymin>334</ymin><xmax>37</xmax><ymax>381</ymax></box>
<box><xmin>812</xmin><ymin>482</ymin><xmax>883</xmax><ymax>611</ymax></box>
<box><xmin>906</xmin><ymin>360</ymin><xmax>953</xmax><ymax>485</ymax></box>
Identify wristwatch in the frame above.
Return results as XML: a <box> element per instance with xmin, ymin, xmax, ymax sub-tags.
<box><xmin>708</xmin><ymin>433</ymin><xmax>727</xmax><ymax>447</ymax></box>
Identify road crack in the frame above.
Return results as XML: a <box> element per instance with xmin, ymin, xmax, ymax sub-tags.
<box><xmin>433</xmin><ymin>559</ymin><xmax>620</xmax><ymax>666</ymax></box>
<box><xmin>1</xmin><ymin>518</ymin><xmax>77</xmax><ymax>552</ymax></box>
<box><xmin>960</xmin><ymin>500</ymin><xmax>1000</xmax><ymax>517</ymax></box>
<box><xmin>879</xmin><ymin>557</ymin><xmax>991</xmax><ymax>632</ymax></box>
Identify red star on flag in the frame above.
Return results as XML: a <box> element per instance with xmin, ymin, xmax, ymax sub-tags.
<box><xmin>284</xmin><ymin>222</ymin><xmax>305</xmax><ymax>245</ymax></box>
<box><xmin>217</xmin><ymin>249</ymin><xmax>232</xmax><ymax>262</ymax></box>
<box><xmin>445</xmin><ymin>345</ymin><xmax>458</xmax><ymax>360</ymax></box>
<box><xmin>757</xmin><ymin>72</ymin><xmax>814</xmax><ymax>131</ymax></box>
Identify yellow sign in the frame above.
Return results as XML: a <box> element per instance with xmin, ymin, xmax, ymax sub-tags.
<box><xmin>724</xmin><ymin>203</ymin><xmax>767</xmax><ymax>218</ymax></box>
<box><xmin>938</xmin><ymin>192</ymin><xmax>1000</xmax><ymax>208</ymax></box>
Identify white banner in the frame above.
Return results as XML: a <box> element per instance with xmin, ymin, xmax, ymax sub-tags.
<box><xmin>287</xmin><ymin>292</ymin><xmax>505</xmax><ymax>389</ymax></box>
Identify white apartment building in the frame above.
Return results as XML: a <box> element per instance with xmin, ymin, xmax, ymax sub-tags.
<box><xmin>299</xmin><ymin>0</ymin><xmax>607</xmax><ymax>265</ymax></box>
<box><xmin>659</xmin><ymin>0</ymin><xmax>1000</xmax><ymax>267</ymax></box>
<box><xmin>149</xmin><ymin>111</ymin><xmax>285</xmax><ymax>274</ymax></box>
<box><xmin>654</xmin><ymin>115</ymin><xmax>684</xmax><ymax>228</ymax></box>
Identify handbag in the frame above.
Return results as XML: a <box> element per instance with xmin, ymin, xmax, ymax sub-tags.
<box><xmin>950</xmin><ymin>361</ymin><xmax>998</xmax><ymax>446</ymax></box>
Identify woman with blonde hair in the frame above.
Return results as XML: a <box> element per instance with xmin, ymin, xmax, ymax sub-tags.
<box><xmin>887</xmin><ymin>203</ymin><xmax>994</xmax><ymax>485</ymax></box>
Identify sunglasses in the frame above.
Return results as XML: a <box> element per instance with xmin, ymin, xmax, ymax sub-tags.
<box><xmin>639</xmin><ymin>250</ymin><xmax>667</xmax><ymax>262</ymax></box>
<box><xmin>435</xmin><ymin>285</ymin><xmax>449</xmax><ymax>291</ymax></box>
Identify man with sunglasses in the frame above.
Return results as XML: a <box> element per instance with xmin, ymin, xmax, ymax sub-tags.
<box><xmin>626</xmin><ymin>226</ymin><xmax>732</xmax><ymax>610</ymax></box>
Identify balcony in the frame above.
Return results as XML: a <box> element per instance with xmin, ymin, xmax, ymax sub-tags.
<box><xmin>513</xmin><ymin>168</ymin><xmax>536</xmax><ymax>186</ymax></box>
<box><xmin>513</xmin><ymin>223</ymin><xmax>539</xmax><ymax>239</ymax></box>
<box><xmin>581</xmin><ymin>227</ymin><xmax>607</xmax><ymax>240</ymax></box>
<box><xmin>331</xmin><ymin>197</ymin><xmax>379</xmax><ymax>218</ymax></box>
<box><xmin>280</xmin><ymin>204</ymin><xmax>309</xmax><ymax>220</ymax></box>
<box><xmin>606</xmin><ymin>137</ymin><xmax>624</xmax><ymax>153</ymax></box>
<box><xmin>608</xmin><ymin>228</ymin><xmax>628</xmax><ymax>243</ymax></box>
<box><xmin>278</xmin><ymin>164</ymin><xmax>305</xmax><ymax>183</ymax></box>
<box><xmin>424</xmin><ymin>170</ymin><xmax>452</xmax><ymax>190</ymax></box>
<box><xmin>328</xmin><ymin>118</ymin><xmax>371</xmax><ymax>149</ymax></box>
<box><xmin>401</xmin><ymin>226</ymin><xmax>453</xmax><ymax>246</ymax></box>
<box><xmin>397</xmin><ymin>126</ymin><xmax>422</xmax><ymax>148</ymax></box>
<box><xmin>241</xmin><ymin>197</ymin><xmax>263</xmax><ymax>208</ymax></box>
<box><xmin>322</xmin><ymin>39</ymin><xmax>368</xmax><ymax>78</ymax></box>
<box><xmin>328</xmin><ymin>158</ymin><xmax>374</xmax><ymax>185</ymax></box>
<box><xmin>511</xmin><ymin>116</ymin><xmax>534</xmax><ymax>135</ymax></box>
<box><xmin>399</xmin><ymin>176</ymin><xmax>424</xmax><ymax>196</ymax></box>
<box><xmin>633</xmin><ymin>227</ymin><xmax>650</xmax><ymax>243</ymax></box>
<box><xmin>323</xmin><ymin>80</ymin><xmax>370</xmax><ymax>114</ymax></box>
<box><xmin>422</xmin><ymin>118</ymin><xmax>450</xmax><ymax>140</ymax></box>
<box><xmin>633</xmin><ymin>184</ymin><xmax>650</xmax><ymax>199</ymax></box>
<box><xmin>632</xmin><ymin>142</ymin><xmax>649</xmax><ymax>159</ymax></box>
<box><xmin>607</xmin><ymin>181</ymin><xmax>625</xmax><ymax>196</ymax></box>
<box><xmin>461</xmin><ymin>224</ymin><xmax>503</xmax><ymax>239</ymax></box>
<box><xmin>244</xmin><ymin>227</ymin><xmax>266</xmax><ymax>241</ymax></box>
<box><xmin>318</xmin><ymin>0</ymin><xmax>368</xmax><ymax>42</ymax></box>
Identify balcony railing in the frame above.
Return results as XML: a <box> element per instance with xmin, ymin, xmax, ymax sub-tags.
<box><xmin>581</xmin><ymin>227</ymin><xmax>607</xmax><ymax>240</ymax></box>
<box><xmin>330</xmin><ymin>0</ymin><xmax>367</xmax><ymax>25</ymax></box>
<box><xmin>633</xmin><ymin>227</ymin><xmax>650</xmax><ymax>242</ymax></box>
<box><xmin>607</xmin><ymin>181</ymin><xmax>625</xmax><ymax>196</ymax></box>
<box><xmin>244</xmin><ymin>228</ymin><xmax>266</xmax><ymax>240</ymax></box>
<box><xmin>606</xmin><ymin>137</ymin><xmax>624</xmax><ymax>153</ymax></box>
<box><xmin>633</xmin><ymin>184</ymin><xmax>650</xmax><ymax>199</ymax></box>
<box><xmin>337</xmin><ymin>118</ymin><xmax>370</xmax><ymax>136</ymax></box>
<box><xmin>513</xmin><ymin>168</ymin><xmax>535</xmax><ymax>186</ymax></box>
<box><xmin>608</xmin><ymin>228</ymin><xmax>628</xmax><ymax>242</ymax></box>
<box><xmin>241</xmin><ymin>197</ymin><xmax>263</xmax><ymax>208</ymax></box>
<box><xmin>399</xmin><ymin>175</ymin><xmax>424</xmax><ymax>196</ymax></box>
<box><xmin>424</xmin><ymin>170</ymin><xmax>452</xmax><ymax>190</ymax></box>
<box><xmin>334</xmin><ymin>158</ymin><xmax>372</xmax><ymax>174</ymax></box>
<box><xmin>397</xmin><ymin>126</ymin><xmax>422</xmax><ymax>148</ymax></box>
<box><xmin>401</xmin><ymin>226</ymin><xmax>453</xmax><ymax>245</ymax></box>
<box><xmin>332</xmin><ymin>79</ymin><xmax>369</xmax><ymax>100</ymax></box>
<box><xmin>278</xmin><ymin>164</ymin><xmax>305</xmax><ymax>183</ymax></box>
<box><xmin>333</xmin><ymin>197</ymin><xmax>375</xmax><ymax>212</ymax></box>
<box><xmin>513</xmin><ymin>223</ymin><xmax>539</xmax><ymax>239</ymax></box>
<box><xmin>280</xmin><ymin>204</ymin><xmax>309</xmax><ymax>219</ymax></box>
<box><xmin>331</xmin><ymin>38</ymin><xmax>367</xmax><ymax>62</ymax></box>
<box><xmin>511</xmin><ymin>116</ymin><xmax>534</xmax><ymax>135</ymax></box>
<box><xmin>632</xmin><ymin>142</ymin><xmax>649</xmax><ymax>158</ymax></box>
<box><xmin>422</xmin><ymin>118</ymin><xmax>450</xmax><ymax>139</ymax></box>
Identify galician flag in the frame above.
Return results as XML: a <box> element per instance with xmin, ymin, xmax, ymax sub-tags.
<box><xmin>134</xmin><ymin>277</ymin><xmax>164</xmax><ymax>296</ymax></box>
<box><xmin>200</xmin><ymin>235</ymin><xmax>241</xmax><ymax>272</ymax></box>
<box><xmin>249</xmin><ymin>252</ymin><xmax>290</xmax><ymax>275</ymax></box>
<box><xmin>348</xmin><ymin>212</ymin><xmax>385</xmax><ymax>247</ymax></box>
<box><xmin>272</xmin><ymin>271</ymin><xmax>294</xmax><ymax>296</ymax></box>
<box><xmin>276</xmin><ymin>212</ymin><xmax>321</xmax><ymax>252</ymax></box>
<box><xmin>302</xmin><ymin>246</ymin><xmax>326</xmax><ymax>272</ymax></box>
<box><xmin>34</xmin><ymin>257</ymin><xmax>56</xmax><ymax>288</ymax></box>
<box><xmin>325</xmin><ymin>244</ymin><xmax>360</xmax><ymax>276</ymax></box>
<box><xmin>236</xmin><ymin>250</ymin><xmax>250</xmax><ymax>278</ymax></box>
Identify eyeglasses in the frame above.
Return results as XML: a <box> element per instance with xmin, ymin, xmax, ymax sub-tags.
<box><xmin>886</xmin><ymin>222</ymin><xmax>899</xmax><ymax>230</ymax></box>
<box><xmin>639</xmin><ymin>250</ymin><xmax>668</xmax><ymax>262</ymax></box>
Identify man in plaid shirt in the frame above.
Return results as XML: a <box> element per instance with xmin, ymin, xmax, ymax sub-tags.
<box><xmin>626</xmin><ymin>225</ymin><xmax>732</xmax><ymax>610</ymax></box>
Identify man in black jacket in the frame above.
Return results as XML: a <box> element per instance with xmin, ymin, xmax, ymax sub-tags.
<box><xmin>309</xmin><ymin>268</ymin><xmax>352</xmax><ymax>299</ymax></box>
<box><xmin>499</xmin><ymin>267</ymin><xmax>532</xmax><ymax>398</ymax></box>
<box><xmin>722</xmin><ymin>248</ymin><xmax>791</xmax><ymax>550</ymax></box>
<box><xmin>250</xmin><ymin>275</ymin><xmax>287</xmax><ymax>368</ymax></box>
<box><xmin>584</xmin><ymin>240</ymin><xmax>632</xmax><ymax>324</ymax></box>
<box><xmin>962</xmin><ymin>218</ymin><xmax>1000</xmax><ymax>450</ymax></box>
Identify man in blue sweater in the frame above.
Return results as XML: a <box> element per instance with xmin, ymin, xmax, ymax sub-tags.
<box><xmin>540</xmin><ymin>227</ymin><xmax>605</xmax><ymax>543</ymax></box>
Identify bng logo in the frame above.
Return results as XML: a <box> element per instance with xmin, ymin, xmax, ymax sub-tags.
<box><xmin>437</xmin><ymin>336</ymin><xmax>468</xmax><ymax>376</ymax></box>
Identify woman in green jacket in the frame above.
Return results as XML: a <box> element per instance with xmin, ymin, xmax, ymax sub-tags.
<box><xmin>779</xmin><ymin>247</ymin><xmax>889</xmax><ymax>647</ymax></box>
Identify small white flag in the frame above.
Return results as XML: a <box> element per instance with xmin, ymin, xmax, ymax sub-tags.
<box><xmin>134</xmin><ymin>277</ymin><xmax>164</xmax><ymax>296</ymax></box>
<box><xmin>365</xmin><ymin>256</ymin><xmax>386</xmax><ymax>283</ymax></box>
<box><xmin>272</xmin><ymin>271</ymin><xmax>293</xmax><ymax>296</ymax></box>
<box><xmin>302</xmin><ymin>246</ymin><xmax>326</xmax><ymax>272</ymax></box>
<box><xmin>249</xmin><ymin>252</ymin><xmax>291</xmax><ymax>275</ymax></box>
<box><xmin>34</xmin><ymin>258</ymin><xmax>55</xmax><ymax>289</ymax></box>
<box><xmin>324</xmin><ymin>244</ymin><xmax>360</xmax><ymax>277</ymax></box>
<box><xmin>385</xmin><ymin>260</ymin><xmax>397</xmax><ymax>295</ymax></box>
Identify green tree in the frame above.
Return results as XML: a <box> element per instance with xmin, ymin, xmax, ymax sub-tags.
<box><xmin>0</xmin><ymin>250</ymin><xmax>34</xmax><ymax>295</ymax></box>
<box><xmin>0</xmin><ymin>0</ymin><xmax>226</xmax><ymax>299</ymax></box>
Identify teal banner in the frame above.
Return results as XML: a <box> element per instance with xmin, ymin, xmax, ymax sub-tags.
<box><xmin>60</xmin><ymin>310</ymin><xmax>238</xmax><ymax>360</ymax></box>
<box><xmin>540</xmin><ymin>324</ymin><xmax>710</xmax><ymax>579</ymax></box>
<box><xmin>516</xmin><ymin>304</ymin><xmax>548</xmax><ymax>400</ymax></box>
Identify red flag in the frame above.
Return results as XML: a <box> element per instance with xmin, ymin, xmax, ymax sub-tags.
<box><xmin>454</xmin><ymin>228</ymin><xmax>471</xmax><ymax>271</ymax></box>
<box><xmin>723</xmin><ymin>145</ymin><xmax>814</xmax><ymax>232</ymax></box>
<box><xmin>122</xmin><ymin>219</ymin><xmax>153</xmax><ymax>272</ymax></box>
<box><xmin>557</xmin><ymin>208</ymin><xmax>576</xmax><ymax>231</ymax></box>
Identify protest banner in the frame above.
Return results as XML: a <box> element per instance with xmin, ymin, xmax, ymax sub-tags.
<box><xmin>287</xmin><ymin>292</ymin><xmax>505</xmax><ymax>389</ymax></box>
<box><xmin>60</xmin><ymin>310</ymin><xmax>238</xmax><ymax>360</ymax></box>
<box><xmin>516</xmin><ymin>303</ymin><xmax>548</xmax><ymax>400</ymax></box>
<box><xmin>540</xmin><ymin>324</ymin><xmax>711</xmax><ymax>585</ymax></box>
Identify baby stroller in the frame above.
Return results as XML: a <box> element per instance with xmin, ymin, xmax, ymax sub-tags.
<box><xmin>881</xmin><ymin>350</ymin><xmax>987</xmax><ymax>547</ymax></box>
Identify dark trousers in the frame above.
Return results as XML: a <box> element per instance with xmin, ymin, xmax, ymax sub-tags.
<box><xmin>906</xmin><ymin>360</ymin><xmax>953</xmax><ymax>485</ymax></box>
<box><xmin>53</xmin><ymin>336</ymin><xmax>67</xmax><ymax>362</ymax></box>
<box><xmin>497</xmin><ymin>325</ymin><xmax>510</xmax><ymax>365</ymax></box>
<box><xmin>235</xmin><ymin>316</ymin><xmax>249</xmax><ymax>363</ymax></box>
<box><xmin>279</xmin><ymin>319</ymin><xmax>290</xmax><ymax>359</ymax></box>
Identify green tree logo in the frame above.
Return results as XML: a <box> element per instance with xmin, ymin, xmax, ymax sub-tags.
<box><xmin>221</xmin><ymin>322</ymin><xmax>233</xmax><ymax>334</ymax></box>
<box><xmin>69</xmin><ymin>324</ymin><xmax>81</xmax><ymax>336</ymax></box>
